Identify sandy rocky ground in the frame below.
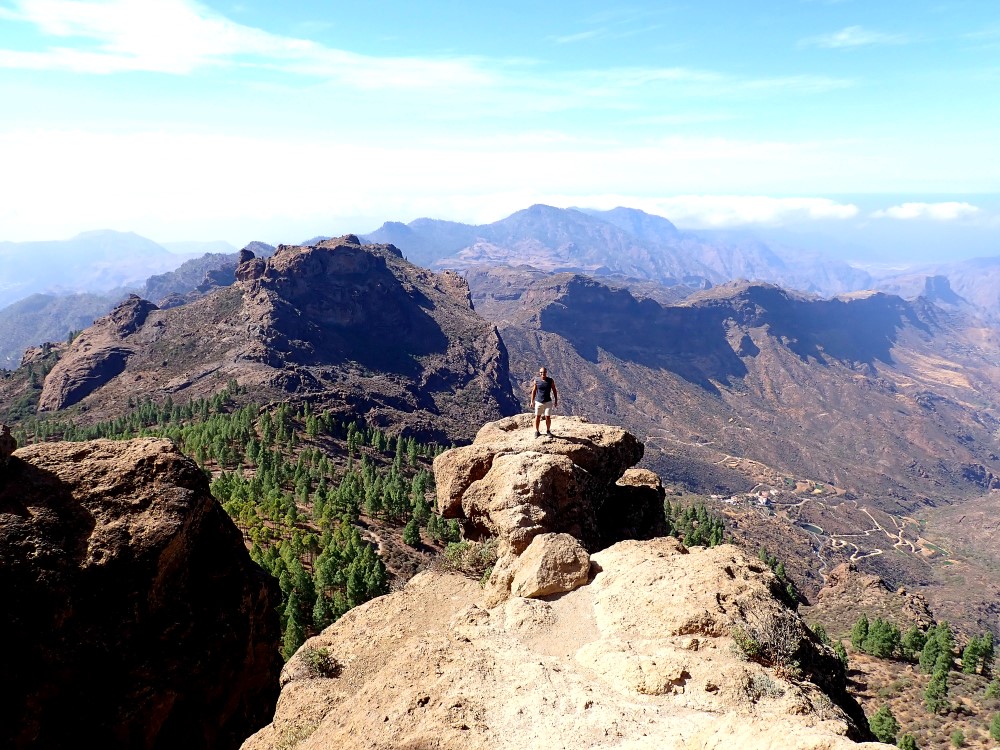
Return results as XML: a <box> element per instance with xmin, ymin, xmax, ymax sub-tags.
<box><xmin>244</xmin><ymin>417</ymin><xmax>892</xmax><ymax>750</ymax></box>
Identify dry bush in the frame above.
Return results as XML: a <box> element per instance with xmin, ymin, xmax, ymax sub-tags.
<box><xmin>731</xmin><ymin>606</ymin><xmax>804</xmax><ymax>674</ymax></box>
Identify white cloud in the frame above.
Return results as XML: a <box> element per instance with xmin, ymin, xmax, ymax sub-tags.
<box><xmin>0</xmin><ymin>0</ymin><xmax>494</xmax><ymax>88</ymax></box>
<box><xmin>800</xmin><ymin>25</ymin><xmax>909</xmax><ymax>49</ymax></box>
<box><xmin>0</xmin><ymin>0</ymin><xmax>853</xmax><ymax>101</ymax></box>
<box><xmin>0</xmin><ymin>129</ymin><xmax>867</xmax><ymax>241</ymax></box>
<box><xmin>871</xmin><ymin>202</ymin><xmax>981</xmax><ymax>221</ymax></box>
<box><xmin>641</xmin><ymin>195</ymin><xmax>858</xmax><ymax>227</ymax></box>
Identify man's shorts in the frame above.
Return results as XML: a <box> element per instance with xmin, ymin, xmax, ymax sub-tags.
<box><xmin>534</xmin><ymin>401</ymin><xmax>555</xmax><ymax>417</ymax></box>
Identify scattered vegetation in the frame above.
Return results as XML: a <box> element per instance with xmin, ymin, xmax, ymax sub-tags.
<box><xmin>12</xmin><ymin>382</ymin><xmax>458</xmax><ymax>660</ymax></box>
<box><xmin>300</xmin><ymin>646</ymin><xmax>340</xmax><ymax>678</ymax></box>
<box><xmin>663</xmin><ymin>499</ymin><xmax>725</xmax><ymax>547</ymax></box>
<box><xmin>758</xmin><ymin>546</ymin><xmax>799</xmax><ymax>606</ymax></box>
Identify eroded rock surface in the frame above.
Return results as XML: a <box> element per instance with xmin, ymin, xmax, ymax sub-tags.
<box><xmin>19</xmin><ymin>238</ymin><xmax>518</xmax><ymax>443</ymax></box>
<box><xmin>38</xmin><ymin>294</ymin><xmax>157</xmax><ymax>411</ymax></box>
<box><xmin>434</xmin><ymin>414</ymin><xmax>664</xmax><ymax>603</ymax></box>
<box><xmin>434</xmin><ymin>414</ymin><xmax>653</xmax><ymax>545</ymax></box>
<box><xmin>243</xmin><ymin>538</ymin><xmax>884</xmax><ymax>750</ymax></box>
<box><xmin>0</xmin><ymin>438</ymin><xmax>282</xmax><ymax>750</ymax></box>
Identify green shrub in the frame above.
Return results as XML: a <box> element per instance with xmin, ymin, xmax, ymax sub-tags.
<box><xmin>949</xmin><ymin>729</ymin><xmax>964</xmax><ymax>748</ymax></box>
<box><xmin>301</xmin><ymin>646</ymin><xmax>340</xmax><ymax>678</ymax></box>
<box><xmin>897</xmin><ymin>733</ymin><xmax>918</xmax><ymax>750</ymax></box>
<box><xmin>869</xmin><ymin>705</ymin><xmax>899</xmax><ymax>745</ymax></box>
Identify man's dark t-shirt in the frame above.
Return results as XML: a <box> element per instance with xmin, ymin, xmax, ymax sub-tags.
<box><xmin>534</xmin><ymin>377</ymin><xmax>554</xmax><ymax>403</ymax></box>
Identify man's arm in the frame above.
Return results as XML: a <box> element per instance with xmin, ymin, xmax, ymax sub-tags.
<box><xmin>530</xmin><ymin>381</ymin><xmax>537</xmax><ymax>403</ymax></box>
<box><xmin>551</xmin><ymin>379</ymin><xmax>558</xmax><ymax>407</ymax></box>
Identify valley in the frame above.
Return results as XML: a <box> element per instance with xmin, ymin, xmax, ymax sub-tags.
<box><xmin>4</xmin><ymin>232</ymin><xmax>1000</xmax><ymax>749</ymax></box>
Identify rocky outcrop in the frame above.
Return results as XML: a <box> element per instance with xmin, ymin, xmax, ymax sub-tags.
<box><xmin>0</xmin><ymin>438</ymin><xmax>282</xmax><ymax>750</ymax></box>
<box><xmin>12</xmin><ymin>237</ymin><xmax>518</xmax><ymax>443</ymax></box>
<box><xmin>244</xmin><ymin>537</ymin><xmax>883</xmax><ymax>750</ymax></box>
<box><xmin>433</xmin><ymin>414</ymin><xmax>662</xmax><ymax>604</ymax></box>
<box><xmin>0</xmin><ymin>424</ymin><xmax>15</xmax><ymax>466</ymax></box>
<box><xmin>800</xmin><ymin>563</ymin><xmax>935</xmax><ymax>635</ymax></box>
<box><xmin>37</xmin><ymin>295</ymin><xmax>157</xmax><ymax>412</ymax></box>
<box><xmin>245</xmin><ymin>420</ymin><xmax>883</xmax><ymax>749</ymax></box>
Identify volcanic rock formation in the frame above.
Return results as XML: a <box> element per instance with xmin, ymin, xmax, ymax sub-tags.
<box><xmin>244</xmin><ymin>420</ymin><xmax>884</xmax><ymax>750</ymax></box>
<box><xmin>0</xmin><ymin>438</ymin><xmax>282</xmax><ymax>750</ymax></box>
<box><xmin>433</xmin><ymin>414</ymin><xmax>665</xmax><ymax>603</ymax></box>
<box><xmin>20</xmin><ymin>237</ymin><xmax>518</xmax><ymax>442</ymax></box>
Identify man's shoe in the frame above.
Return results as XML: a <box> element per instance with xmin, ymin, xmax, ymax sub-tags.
<box><xmin>534</xmin><ymin>431</ymin><xmax>541</xmax><ymax>438</ymax></box>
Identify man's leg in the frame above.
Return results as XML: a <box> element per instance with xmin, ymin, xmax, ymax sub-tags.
<box><xmin>545</xmin><ymin>414</ymin><xmax>552</xmax><ymax>433</ymax></box>
<box><xmin>534</xmin><ymin>406</ymin><xmax>541</xmax><ymax>435</ymax></box>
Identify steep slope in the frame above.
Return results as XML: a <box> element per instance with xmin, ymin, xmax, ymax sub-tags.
<box><xmin>0</xmin><ymin>292</ymin><xmax>122</xmax><ymax>367</ymax></box>
<box><xmin>875</xmin><ymin>257</ymin><xmax>1000</xmax><ymax>322</ymax></box>
<box><xmin>244</xmin><ymin>419</ymin><xmax>883</xmax><ymax>750</ymax></box>
<box><xmin>14</xmin><ymin>236</ymin><xmax>518</xmax><ymax>441</ymax></box>
<box><xmin>0</xmin><ymin>437</ymin><xmax>281</xmax><ymax>750</ymax></box>
<box><xmin>472</xmin><ymin>270</ymin><xmax>1000</xmax><ymax>505</ymax></box>
<box><xmin>465</xmin><ymin>268</ymin><xmax>1000</xmax><ymax>628</ymax></box>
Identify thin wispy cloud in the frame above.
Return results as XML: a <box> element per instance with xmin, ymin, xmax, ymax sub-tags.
<box><xmin>647</xmin><ymin>195</ymin><xmax>859</xmax><ymax>227</ymax></box>
<box><xmin>0</xmin><ymin>0</ymin><xmax>494</xmax><ymax>88</ymax></box>
<box><xmin>872</xmin><ymin>202</ymin><xmax>980</xmax><ymax>221</ymax></box>
<box><xmin>552</xmin><ymin>29</ymin><xmax>603</xmax><ymax>45</ymax></box>
<box><xmin>800</xmin><ymin>25</ymin><xmax>909</xmax><ymax>49</ymax></box>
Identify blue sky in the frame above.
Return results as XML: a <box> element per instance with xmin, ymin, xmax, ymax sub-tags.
<box><xmin>0</xmin><ymin>0</ymin><xmax>997</xmax><ymax>258</ymax></box>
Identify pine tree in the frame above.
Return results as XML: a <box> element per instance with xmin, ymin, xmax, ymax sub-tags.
<box><xmin>920</xmin><ymin>624</ymin><xmax>943</xmax><ymax>673</ymax></box>
<box><xmin>962</xmin><ymin>635</ymin><xmax>982</xmax><ymax>674</ymax></box>
<box><xmin>403</xmin><ymin>517</ymin><xmax>421</xmax><ymax>548</ymax></box>
<box><xmin>897</xmin><ymin>734</ymin><xmax>918</xmax><ymax>750</ymax></box>
<box><xmin>851</xmin><ymin>614</ymin><xmax>870</xmax><ymax>651</ymax></box>
<box><xmin>869</xmin><ymin>705</ymin><xmax>899</xmax><ymax>745</ymax></box>
<box><xmin>834</xmin><ymin>640</ymin><xmax>849</xmax><ymax>668</ymax></box>
<box><xmin>902</xmin><ymin>625</ymin><xmax>926</xmax><ymax>661</ymax></box>
<box><xmin>282</xmin><ymin>591</ymin><xmax>307</xmax><ymax>660</ymax></box>
<box><xmin>924</xmin><ymin>669</ymin><xmax>948</xmax><ymax>714</ymax></box>
<box><xmin>313</xmin><ymin>592</ymin><xmax>334</xmax><ymax>630</ymax></box>
<box><xmin>981</xmin><ymin>631</ymin><xmax>995</xmax><ymax>677</ymax></box>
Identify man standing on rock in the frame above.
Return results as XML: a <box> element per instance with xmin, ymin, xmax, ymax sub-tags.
<box><xmin>530</xmin><ymin>367</ymin><xmax>558</xmax><ymax>437</ymax></box>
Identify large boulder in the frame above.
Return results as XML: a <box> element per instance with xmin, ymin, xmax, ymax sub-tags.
<box><xmin>0</xmin><ymin>438</ymin><xmax>282</xmax><ymax>750</ymax></box>
<box><xmin>242</xmin><ymin>538</ymin><xmax>883</xmax><ymax>750</ymax></box>
<box><xmin>433</xmin><ymin>415</ymin><xmax>664</xmax><ymax>603</ymax></box>
<box><xmin>433</xmin><ymin>415</ymin><xmax>657</xmax><ymax>550</ymax></box>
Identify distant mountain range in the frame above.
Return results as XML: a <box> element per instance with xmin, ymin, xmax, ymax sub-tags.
<box><xmin>2</xmin><ymin>204</ymin><xmax>999</xmax><ymax>368</ymax></box>
<box><xmin>0</xmin><ymin>230</ymin><xmax>187</xmax><ymax>309</ymax></box>
<box><xmin>0</xmin><ymin>241</ymin><xmax>276</xmax><ymax>367</ymax></box>
<box><xmin>364</xmin><ymin>204</ymin><xmax>874</xmax><ymax>296</ymax></box>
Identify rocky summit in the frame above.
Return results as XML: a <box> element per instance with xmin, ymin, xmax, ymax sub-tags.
<box><xmin>0</xmin><ymin>438</ymin><xmax>282</xmax><ymax>750</ymax></box>
<box><xmin>24</xmin><ymin>236</ymin><xmax>518</xmax><ymax>441</ymax></box>
<box><xmin>244</xmin><ymin>419</ymin><xmax>887</xmax><ymax>750</ymax></box>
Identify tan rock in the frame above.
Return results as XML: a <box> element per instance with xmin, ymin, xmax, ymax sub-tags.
<box><xmin>2</xmin><ymin>438</ymin><xmax>281</xmax><ymax>750</ymax></box>
<box><xmin>434</xmin><ymin>414</ymin><xmax>643</xmax><ymax>519</ymax></box>
<box><xmin>434</xmin><ymin>415</ymin><xmax>663</xmax><ymax>557</ymax></box>
<box><xmin>509</xmin><ymin>532</ymin><xmax>591</xmax><ymax>599</ymax></box>
<box><xmin>244</xmin><ymin>539</ymin><xmax>885</xmax><ymax>750</ymax></box>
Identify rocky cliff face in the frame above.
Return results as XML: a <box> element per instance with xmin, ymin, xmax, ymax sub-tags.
<box><xmin>244</xmin><ymin>419</ymin><xmax>885</xmax><ymax>750</ymax></box>
<box><xmin>0</xmin><ymin>438</ymin><xmax>282</xmax><ymax>750</ymax></box>
<box><xmin>20</xmin><ymin>237</ymin><xmax>518</xmax><ymax>441</ymax></box>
